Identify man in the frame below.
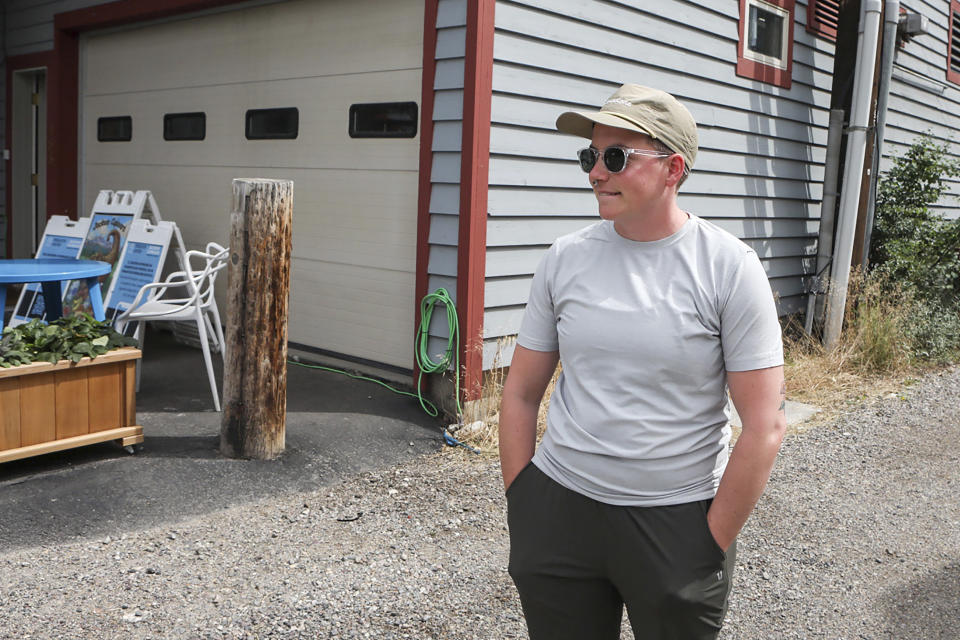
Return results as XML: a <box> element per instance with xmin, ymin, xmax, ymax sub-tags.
<box><xmin>499</xmin><ymin>84</ymin><xmax>786</xmax><ymax>639</ymax></box>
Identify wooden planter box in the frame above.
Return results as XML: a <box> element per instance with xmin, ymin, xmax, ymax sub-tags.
<box><xmin>0</xmin><ymin>347</ymin><xmax>143</xmax><ymax>464</ymax></box>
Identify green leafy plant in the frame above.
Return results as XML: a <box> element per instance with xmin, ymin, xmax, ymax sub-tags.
<box><xmin>870</xmin><ymin>134</ymin><xmax>960</xmax><ymax>307</ymax></box>
<box><xmin>867</xmin><ymin>134</ymin><xmax>960</xmax><ymax>365</ymax></box>
<box><xmin>0</xmin><ymin>314</ymin><xmax>137</xmax><ymax>368</ymax></box>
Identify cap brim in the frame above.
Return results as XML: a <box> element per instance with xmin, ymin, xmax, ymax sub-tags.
<box><xmin>555</xmin><ymin>110</ymin><xmax>656</xmax><ymax>140</ymax></box>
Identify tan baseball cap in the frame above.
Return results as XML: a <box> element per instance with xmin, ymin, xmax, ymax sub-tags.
<box><xmin>556</xmin><ymin>84</ymin><xmax>698</xmax><ymax>170</ymax></box>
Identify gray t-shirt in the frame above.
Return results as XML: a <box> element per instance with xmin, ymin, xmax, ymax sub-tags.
<box><xmin>517</xmin><ymin>215</ymin><xmax>783</xmax><ymax>507</ymax></box>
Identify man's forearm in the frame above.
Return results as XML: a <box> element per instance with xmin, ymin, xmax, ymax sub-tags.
<box><xmin>707</xmin><ymin>423</ymin><xmax>785</xmax><ymax>551</ymax></box>
<box><xmin>498</xmin><ymin>398</ymin><xmax>539</xmax><ymax>491</ymax></box>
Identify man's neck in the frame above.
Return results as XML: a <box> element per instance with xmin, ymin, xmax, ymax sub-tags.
<box><xmin>613</xmin><ymin>201</ymin><xmax>688</xmax><ymax>242</ymax></box>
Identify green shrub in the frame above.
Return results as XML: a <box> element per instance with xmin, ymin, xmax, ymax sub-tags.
<box><xmin>868</xmin><ymin>135</ymin><xmax>960</xmax><ymax>364</ymax></box>
<box><xmin>870</xmin><ymin>135</ymin><xmax>960</xmax><ymax>308</ymax></box>
<box><xmin>906</xmin><ymin>300</ymin><xmax>960</xmax><ymax>364</ymax></box>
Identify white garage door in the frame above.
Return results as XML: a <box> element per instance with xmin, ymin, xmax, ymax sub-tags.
<box><xmin>80</xmin><ymin>0</ymin><xmax>424</xmax><ymax>370</ymax></box>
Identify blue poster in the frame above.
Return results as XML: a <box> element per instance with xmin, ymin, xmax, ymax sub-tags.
<box><xmin>105</xmin><ymin>241</ymin><xmax>165</xmax><ymax>323</ymax></box>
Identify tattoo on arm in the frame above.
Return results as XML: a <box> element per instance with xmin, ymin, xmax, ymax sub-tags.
<box><xmin>779</xmin><ymin>381</ymin><xmax>786</xmax><ymax>412</ymax></box>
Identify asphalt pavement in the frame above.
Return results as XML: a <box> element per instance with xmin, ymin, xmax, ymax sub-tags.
<box><xmin>0</xmin><ymin>327</ymin><xmax>443</xmax><ymax>552</ymax></box>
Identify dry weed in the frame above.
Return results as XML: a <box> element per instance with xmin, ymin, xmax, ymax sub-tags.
<box><xmin>443</xmin><ymin>337</ymin><xmax>559</xmax><ymax>460</ymax></box>
<box><xmin>783</xmin><ymin>268</ymin><xmax>938</xmax><ymax>429</ymax></box>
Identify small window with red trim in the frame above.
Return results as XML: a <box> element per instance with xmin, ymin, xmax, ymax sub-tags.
<box><xmin>737</xmin><ymin>0</ymin><xmax>795</xmax><ymax>89</ymax></box>
<box><xmin>807</xmin><ymin>0</ymin><xmax>839</xmax><ymax>41</ymax></box>
<box><xmin>949</xmin><ymin>0</ymin><xmax>960</xmax><ymax>85</ymax></box>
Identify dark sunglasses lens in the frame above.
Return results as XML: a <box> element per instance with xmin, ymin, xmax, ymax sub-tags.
<box><xmin>602</xmin><ymin>147</ymin><xmax>627</xmax><ymax>173</ymax></box>
<box><xmin>578</xmin><ymin>148</ymin><xmax>598</xmax><ymax>172</ymax></box>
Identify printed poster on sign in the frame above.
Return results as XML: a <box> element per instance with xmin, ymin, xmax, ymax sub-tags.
<box><xmin>62</xmin><ymin>213</ymin><xmax>133</xmax><ymax>317</ymax></box>
<box><xmin>105</xmin><ymin>241</ymin><xmax>166</xmax><ymax>325</ymax></box>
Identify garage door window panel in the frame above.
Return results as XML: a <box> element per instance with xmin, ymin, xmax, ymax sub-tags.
<box><xmin>349</xmin><ymin>102</ymin><xmax>418</xmax><ymax>138</ymax></box>
<box><xmin>164</xmin><ymin>112</ymin><xmax>206</xmax><ymax>141</ymax></box>
<box><xmin>246</xmin><ymin>108</ymin><xmax>299</xmax><ymax>140</ymax></box>
<box><xmin>98</xmin><ymin>116</ymin><xmax>132</xmax><ymax>142</ymax></box>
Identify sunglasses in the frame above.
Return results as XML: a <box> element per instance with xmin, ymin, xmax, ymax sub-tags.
<box><xmin>577</xmin><ymin>146</ymin><xmax>672</xmax><ymax>174</ymax></box>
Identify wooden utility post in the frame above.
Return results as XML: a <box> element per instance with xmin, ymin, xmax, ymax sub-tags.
<box><xmin>220</xmin><ymin>178</ymin><xmax>293</xmax><ymax>460</ymax></box>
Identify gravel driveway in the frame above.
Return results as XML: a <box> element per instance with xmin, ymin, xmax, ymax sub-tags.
<box><xmin>1</xmin><ymin>366</ymin><xmax>957</xmax><ymax>639</ymax></box>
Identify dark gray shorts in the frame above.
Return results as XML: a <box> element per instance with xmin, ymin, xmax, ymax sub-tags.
<box><xmin>507</xmin><ymin>462</ymin><xmax>736</xmax><ymax>640</ymax></box>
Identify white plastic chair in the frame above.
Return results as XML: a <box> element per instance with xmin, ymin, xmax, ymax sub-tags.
<box><xmin>117</xmin><ymin>242</ymin><xmax>229</xmax><ymax>411</ymax></box>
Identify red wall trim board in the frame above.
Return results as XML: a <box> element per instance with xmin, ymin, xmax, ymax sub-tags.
<box><xmin>413</xmin><ymin>0</ymin><xmax>440</xmax><ymax>383</ymax></box>
<box><xmin>54</xmin><ymin>0</ymin><xmax>243</xmax><ymax>32</ymax></box>
<box><xmin>456</xmin><ymin>0</ymin><xmax>495</xmax><ymax>403</ymax></box>
<box><xmin>48</xmin><ymin>28</ymin><xmax>79</xmax><ymax>222</ymax></box>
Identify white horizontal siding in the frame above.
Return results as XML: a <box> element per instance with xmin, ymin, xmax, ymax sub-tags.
<box><xmin>483</xmin><ymin>0</ymin><xmax>835</xmax><ymax>365</ymax></box>
<box><xmin>484</xmin><ymin>217</ymin><xmax>818</xmax><ymax>247</ymax></box>
<box><xmin>880</xmin><ymin>0</ymin><xmax>960</xmax><ymax>216</ymax></box>
<box><xmin>485</xmin><ymin>254</ymin><xmax>815</xmax><ymax>309</ymax></box>
<box><xmin>425</xmin><ymin>0</ymin><xmax>467</xmax><ymax>354</ymax></box>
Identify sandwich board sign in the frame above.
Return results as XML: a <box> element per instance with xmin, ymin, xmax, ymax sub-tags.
<box><xmin>61</xmin><ymin>191</ymin><xmax>143</xmax><ymax>317</ymax></box>
<box><xmin>8</xmin><ymin>216</ymin><xmax>91</xmax><ymax>326</ymax></box>
<box><xmin>8</xmin><ymin>190</ymin><xmax>187</xmax><ymax>327</ymax></box>
<box><xmin>102</xmin><ymin>219</ymin><xmax>176</xmax><ymax>329</ymax></box>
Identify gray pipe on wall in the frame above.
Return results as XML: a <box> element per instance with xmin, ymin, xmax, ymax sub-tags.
<box><xmin>860</xmin><ymin>0</ymin><xmax>901</xmax><ymax>268</ymax></box>
<box><xmin>824</xmin><ymin>0</ymin><xmax>884</xmax><ymax>349</ymax></box>
<box><xmin>805</xmin><ymin>108</ymin><xmax>846</xmax><ymax>335</ymax></box>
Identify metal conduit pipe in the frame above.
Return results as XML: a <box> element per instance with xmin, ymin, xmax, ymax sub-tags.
<box><xmin>861</xmin><ymin>0</ymin><xmax>901</xmax><ymax>267</ymax></box>
<box><xmin>824</xmin><ymin>0</ymin><xmax>884</xmax><ymax>349</ymax></box>
<box><xmin>805</xmin><ymin>108</ymin><xmax>846</xmax><ymax>335</ymax></box>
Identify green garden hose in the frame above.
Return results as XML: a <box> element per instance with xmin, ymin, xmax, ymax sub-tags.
<box><xmin>288</xmin><ymin>287</ymin><xmax>478</xmax><ymax>453</ymax></box>
<box><xmin>415</xmin><ymin>287</ymin><xmax>462</xmax><ymax>418</ymax></box>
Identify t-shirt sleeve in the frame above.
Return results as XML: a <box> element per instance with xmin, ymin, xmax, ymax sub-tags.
<box><xmin>516</xmin><ymin>246</ymin><xmax>560</xmax><ymax>352</ymax></box>
<box><xmin>720</xmin><ymin>250</ymin><xmax>784</xmax><ymax>372</ymax></box>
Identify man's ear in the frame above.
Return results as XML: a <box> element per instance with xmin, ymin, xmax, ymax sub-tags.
<box><xmin>664</xmin><ymin>154</ymin><xmax>686</xmax><ymax>188</ymax></box>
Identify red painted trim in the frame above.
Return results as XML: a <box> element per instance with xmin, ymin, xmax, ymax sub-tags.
<box><xmin>5</xmin><ymin>51</ymin><xmax>56</xmax><ymax>258</ymax></box>
<box><xmin>457</xmin><ymin>0</ymin><xmax>495</xmax><ymax>403</ymax></box>
<box><xmin>949</xmin><ymin>1</ymin><xmax>960</xmax><ymax>86</ymax></box>
<box><xmin>413</xmin><ymin>0</ymin><xmax>441</xmax><ymax>381</ymax></box>
<box><xmin>736</xmin><ymin>0</ymin><xmax>795</xmax><ymax>90</ymax></box>
<box><xmin>54</xmin><ymin>0</ymin><xmax>245</xmax><ymax>32</ymax></box>
<box><xmin>48</xmin><ymin>29</ymin><xmax>79</xmax><ymax>220</ymax></box>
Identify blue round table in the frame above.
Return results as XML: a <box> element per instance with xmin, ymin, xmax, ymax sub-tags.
<box><xmin>0</xmin><ymin>259</ymin><xmax>112</xmax><ymax>329</ymax></box>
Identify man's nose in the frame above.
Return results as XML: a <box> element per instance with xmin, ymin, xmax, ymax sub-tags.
<box><xmin>588</xmin><ymin>157</ymin><xmax>608</xmax><ymax>184</ymax></box>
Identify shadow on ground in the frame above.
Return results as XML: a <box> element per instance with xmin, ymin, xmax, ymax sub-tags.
<box><xmin>881</xmin><ymin>563</ymin><xmax>960</xmax><ymax>637</ymax></box>
<box><xmin>0</xmin><ymin>328</ymin><xmax>443</xmax><ymax>551</ymax></box>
